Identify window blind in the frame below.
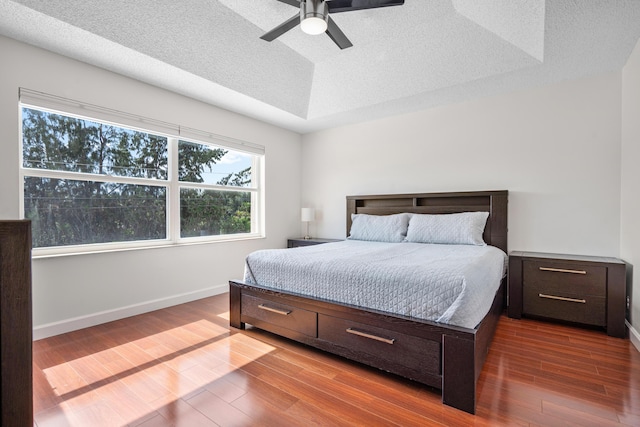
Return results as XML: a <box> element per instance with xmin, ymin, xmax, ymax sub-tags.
<box><xmin>18</xmin><ymin>88</ymin><xmax>265</xmax><ymax>155</ymax></box>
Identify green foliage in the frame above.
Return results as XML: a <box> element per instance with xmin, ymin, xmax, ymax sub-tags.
<box><xmin>178</xmin><ymin>140</ymin><xmax>226</xmax><ymax>182</ymax></box>
<box><xmin>22</xmin><ymin>108</ymin><xmax>253</xmax><ymax>248</ymax></box>
<box><xmin>180</xmin><ymin>167</ymin><xmax>253</xmax><ymax>237</ymax></box>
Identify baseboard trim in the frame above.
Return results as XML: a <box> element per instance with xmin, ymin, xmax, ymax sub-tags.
<box><xmin>626</xmin><ymin>320</ymin><xmax>640</xmax><ymax>352</ymax></box>
<box><xmin>33</xmin><ymin>283</ymin><xmax>229</xmax><ymax>340</ymax></box>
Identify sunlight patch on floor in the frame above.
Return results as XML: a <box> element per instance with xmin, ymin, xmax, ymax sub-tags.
<box><xmin>41</xmin><ymin>319</ymin><xmax>276</xmax><ymax>425</ymax></box>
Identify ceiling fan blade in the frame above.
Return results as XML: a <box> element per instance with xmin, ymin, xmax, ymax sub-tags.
<box><xmin>260</xmin><ymin>14</ymin><xmax>300</xmax><ymax>42</ymax></box>
<box><xmin>275</xmin><ymin>0</ymin><xmax>301</xmax><ymax>7</ymax></box>
<box><xmin>326</xmin><ymin>16</ymin><xmax>353</xmax><ymax>49</ymax></box>
<box><xmin>328</xmin><ymin>0</ymin><xmax>404</xmax><ymax>13</ymax></box>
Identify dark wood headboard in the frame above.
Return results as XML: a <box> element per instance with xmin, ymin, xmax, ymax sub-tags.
<box><xmin>346</xmin><ymin>190</ymin><xmax>508</xmax><ymax>253</ymax></box>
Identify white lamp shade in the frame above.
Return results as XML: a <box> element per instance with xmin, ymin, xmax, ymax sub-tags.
<box><xmin>301</xmin><ymin>208</ymin><xmax>315</xmax><ymax>222</ymax></box>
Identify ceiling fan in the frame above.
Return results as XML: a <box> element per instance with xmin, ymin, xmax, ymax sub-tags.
<box><xmin>261</xmin><ymin>0</ymin><xmax>405</xmax><ymax>49</ymax></box>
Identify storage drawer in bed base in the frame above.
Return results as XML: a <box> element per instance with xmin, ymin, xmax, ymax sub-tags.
<box><xmin>236</xmin><ymin>288</ymin><xmax>444</xmax><ymax>388</ymax></box>
<box><xmin>241</xmin><ymin>293</ymin><xmax>317</xmax><ymax>337</ymax></box>
<box><xmin>318</xmin><ymin>314</ymin><xmax>441</xmax><ymax>380</ymax></box>
<box><xmin>229</xmin><ymin>280</ymin><xmax>499</xmax><ymax>415</ymax></box>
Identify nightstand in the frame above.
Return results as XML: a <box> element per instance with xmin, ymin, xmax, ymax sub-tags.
<box><xmin>508</xmin><ymin>251</ymin><xmax>627</xmax><ymax>338</ymax></box>
<box><xmin>287</xmin><ymin>238</ymin><xmax>342</xmax><ymax>248</ymax></box>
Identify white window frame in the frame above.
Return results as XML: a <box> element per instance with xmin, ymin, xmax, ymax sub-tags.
<box><xmin>19</xmin><ymin>89</ymin><xmax>265</xmax><ymax>257</ymax></box>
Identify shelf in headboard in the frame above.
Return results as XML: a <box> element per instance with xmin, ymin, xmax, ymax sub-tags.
<box><xmin>355</xmin><ymin>205</ymin><xmax>490</xmax><ymax>215</ymax></box>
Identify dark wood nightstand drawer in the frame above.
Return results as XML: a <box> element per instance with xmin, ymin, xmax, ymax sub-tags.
<box><xmin>241</xmin><ymin>294</ymin><xmax>317</xmax><ymax>337</ymax></box>
<box><xmin>523</xmin><ymin>260</ymin><xmax>606</xmax><ymax>297</ymax></box>
<box><xmin>523</xmin><ymin>287</ymin><xmax>606</xmax><ymax>326</ymax></box>
<box><xmin>317</xmin><ymin>314</ymin><xmax>440</xmax><ymax>377</ymax></box>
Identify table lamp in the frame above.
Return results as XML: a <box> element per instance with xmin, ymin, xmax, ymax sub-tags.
<box><xmin>301</xmin><ymin>208</ymin><xmax>315</xmax><ymax>239</ymax></box>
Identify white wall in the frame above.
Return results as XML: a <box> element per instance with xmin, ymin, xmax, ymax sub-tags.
<box><xmin>302</xmin><ymin>72</ymin><xmax>622</xmax><ymax>258</ymax></box>
<box><xmin>621</xmin><ymin>38</ymin><xmax>640</xmax><ymax>333</ymax></box>
<box><xmin>0</xmin><ymin>36</ymin><xmax>302</xmax><ymax>337</ymax></box>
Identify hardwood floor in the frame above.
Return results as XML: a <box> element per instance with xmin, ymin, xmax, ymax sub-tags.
<box><xmin>33</xmin><ymin>293</ymin><xmax>640</xmax><ymax>426</ymax></box>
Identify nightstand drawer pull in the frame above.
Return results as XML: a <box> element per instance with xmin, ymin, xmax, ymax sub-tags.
<box><xmin>258</xmin><ymin>304</ymin><xmax>291</xmax><ymax>316</ymax></box>
<box><xmin>346</xmin><ymin>328</ymin><xmax>395</xmax><ymax>345</ymax></box>
<box><xmin>539</xmin><ymin>267</ymin><xmax>587</xmax><ymax>275</ymax></box>
<box><xmin>539</xmin><ymin>293</ymin><xmax>586</xmax><ymax>304</ymax></box>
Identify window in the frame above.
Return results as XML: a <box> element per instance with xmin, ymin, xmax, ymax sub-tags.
<box><xmin>177</xmin><ymin>140</ymin><xmax>255</xmax><ymax>238</ymax></box>
<box><xmin>19</xmin><ymin>92</ymin><xmax>263</xmax><ymax>254</ymax></box>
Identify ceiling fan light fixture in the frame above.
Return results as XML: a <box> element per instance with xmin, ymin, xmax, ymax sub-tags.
<box><xmin>301</xmin><ymin>16</ymin><xmax>327</xmax><ymax>35</ymax></box>
<box><xmin>300</xmin><ymin>0</ymin><xmax>329</xmax><ymax>35</ymax></box>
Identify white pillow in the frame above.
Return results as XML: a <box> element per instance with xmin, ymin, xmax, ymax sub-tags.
<box><xmin>348</xmin><ymin>213</ymin><xmax>410</xmax><ymax>243</ymax></box>
<box><xmin>406</xmin><ymin>212</ymin><xmax>489</xmax><ymax>245</ymax></box>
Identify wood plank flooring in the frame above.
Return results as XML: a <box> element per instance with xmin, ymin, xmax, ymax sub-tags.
<box><xmin>33</xmin><ymin>293</ymin><xmax>640</xmax><ymax>426</ymax></box>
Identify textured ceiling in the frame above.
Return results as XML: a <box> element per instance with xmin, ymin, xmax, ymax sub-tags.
<box><xmin>1</xmin><ymin>0</ymin><xmax>640</xmax><ymax>134</ymax></box>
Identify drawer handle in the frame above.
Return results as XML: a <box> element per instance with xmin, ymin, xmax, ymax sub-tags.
<box><xmin>258</xmin><ymin>304</ymin><xmax>291</xmax><ymax>316</ymax></box>
<box><xmin>539</xmin><ymin>293</ymin><xmax>586</xmax><ymax>304</ymax></box>
<box><xmin>539</xmin><ymin>267</ymin><xmax>587</xmax><ymax>275</ymax></box>
<box><xmin>346</xmin><ymin>328</ymin><xmax>395</xmax><ymax>345</ymax></box>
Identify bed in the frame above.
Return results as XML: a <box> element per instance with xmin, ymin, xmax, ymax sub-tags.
<box><xmin>229</xmin><ymin>190</ymin><xmax>508</xmax><ymax>414</ymax></box>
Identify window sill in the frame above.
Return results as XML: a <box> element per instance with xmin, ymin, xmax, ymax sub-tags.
<box><xmin>31</xmin><ymin>234</ymin><xmax>265</xmax><ymax>259</ymax></box>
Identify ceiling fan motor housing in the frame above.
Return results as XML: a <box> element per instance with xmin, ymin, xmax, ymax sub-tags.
<box><xmin>301</xmin><ymin>0</ymin><xmax>329</xmax><ymax>25</ymax></box>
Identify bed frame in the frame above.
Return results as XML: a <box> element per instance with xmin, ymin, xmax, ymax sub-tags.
<box><xmin>229</xmin><ymin>190</ymin><xmax>508</xmax><ymax>414</ymax></box>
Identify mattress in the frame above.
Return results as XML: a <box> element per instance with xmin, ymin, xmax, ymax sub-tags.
<box><xmin>244</xmin><ymin>240</ymin><xmax>507</xmax><ymax>329</ymax></box>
